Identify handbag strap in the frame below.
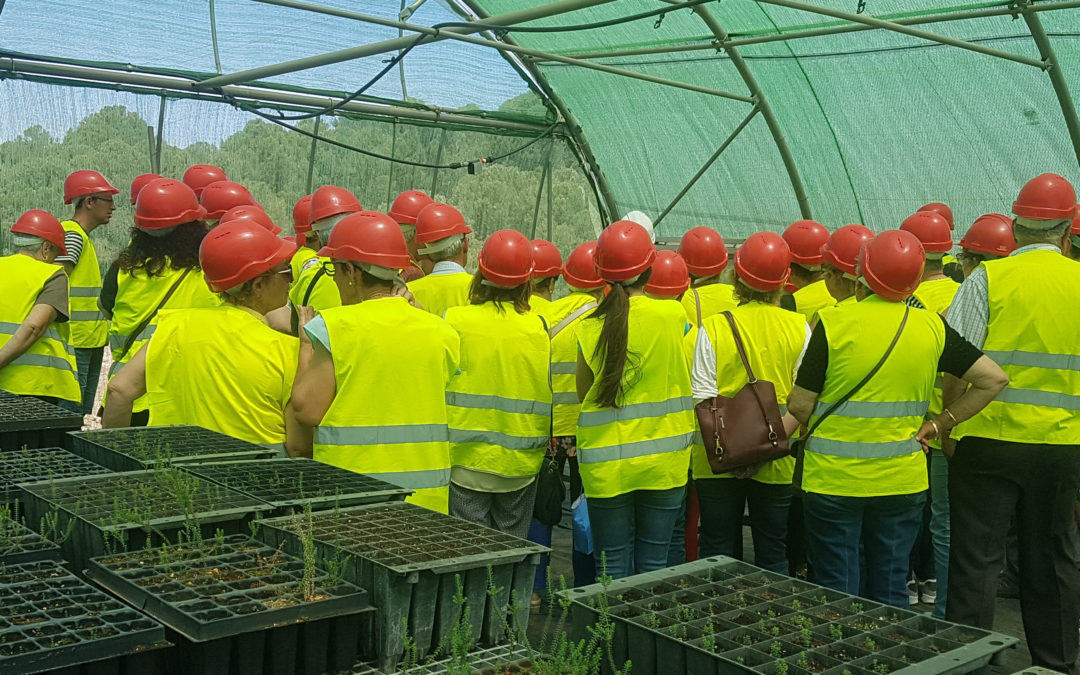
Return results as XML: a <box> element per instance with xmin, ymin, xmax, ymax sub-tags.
<box><xmin>804</xmin><ymin>306</ymin><xmax>910</xmax><ymax>437</ymax></box>
<box><xmin>115</xmin><ymin>268</ymin><xmax>192</xmax><ymax>363</ymax></box>
<box><xmin>549</xmin><ymin>300</ymin><xmax>597</xmax><ymax>339</ymax></box>
<box><xmin>722</xmin><ymin>311</ymin><xmax>757</xmax><ymax>383</ymax></box>
<box><xmin>290</xmin><ymin>265</ymin><xmax>328</xmax><ymax>335</ymax></box>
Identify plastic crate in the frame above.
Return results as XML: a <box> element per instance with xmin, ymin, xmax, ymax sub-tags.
<box><xmin>0</xmin><ymin>510</ymin><xmax>61</xmax><ymax>565</ymax></box>
<box><xmin>0</xmin><ymin>391</ymin><xmax>83</xmax><ymax>451</ymax></box>
<box><xmin>68</xmin><ymin>425</ymin><xmax>276</xmax><ymax>471</ymax></box>
<box><xmin>0</xmin><ymin>446</ymin><xmax>111</xmax><ymax>506</ymax></box>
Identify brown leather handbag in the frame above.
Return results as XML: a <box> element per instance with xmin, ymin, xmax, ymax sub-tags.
<box><xmin>694</xmin><ymin>311</ymin><xmax>789</xmax><ymax>474</ymax></box>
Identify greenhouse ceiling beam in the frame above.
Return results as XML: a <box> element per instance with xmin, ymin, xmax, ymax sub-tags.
<box><xmin>211</xmin><ymin>0</ymin><xmax>753</xmax><ymax>104</ymax></box>
<box><xmin>753</xmin><ymin>0</ymin><xmax>1048</xmax><ymax>69</ymax></box>
<box><xmin>1018</xmin><ymin>0</ymin><xmax>1080</xmax><ymax>167</ymax></box>
<box><xmin>194</xmin><ymin>0</ymin><xmax>618</xmax><ymax>89</ymax></box>
<box><xmin>0</xmin><ymin>56</ymin><xmax>555</xmax><ymax>135</ymax></box>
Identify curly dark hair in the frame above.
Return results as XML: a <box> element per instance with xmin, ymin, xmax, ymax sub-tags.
<box><xmin>116</xmin><ymin>221</ymin><xmax>208</xmax><ymax>277</ymax></box>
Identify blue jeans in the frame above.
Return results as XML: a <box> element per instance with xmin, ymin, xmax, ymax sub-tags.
<box><xmin>60</xmin><ymin>346</ymin><xmax>103</xmax><ymax>416</ymax></box>
<box><xmin>928</xmin><ymin>450</ymin><xmax>950</xmax><ymax>618</ymax></box>
<box><xmin>804</xmin><ymin>491</ymin><xmax>927</xmax><ymax>608</ymax></box>
<box><xmin>696</xmin><ymin>478</ymin><xmax>791</xmax><ymax>574</ymax></box>
<box><xmin>588</xmin><ymin>485</ymin><xmax>686</xmax><ymax>580</ymax></box>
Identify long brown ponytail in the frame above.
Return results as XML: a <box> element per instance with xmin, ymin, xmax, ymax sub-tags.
<box><xmin>590</xmin><ymin>270</ymin><xmax>651</xmax><ymax>408</ymax></box>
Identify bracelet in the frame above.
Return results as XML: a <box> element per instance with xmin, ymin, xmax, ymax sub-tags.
<box><xmin>928</xmin><ymin>419</ymin><xmax>941</xmax><ymax>437</ymax></box>
<box><xmin>942</xmin><ymin>408</ymin><xmax>959</xmax><ymax>426</ymax></box>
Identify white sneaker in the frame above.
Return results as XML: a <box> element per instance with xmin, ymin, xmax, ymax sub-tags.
<box><xmin>906</xmin><ymin>579</ymin><xmax>919</xmax><ymax>606</ymax></box>
<box><xmin>920</xmin><ymin>579</ymin><xmax>937</xmax><ymax>605</ymax></box>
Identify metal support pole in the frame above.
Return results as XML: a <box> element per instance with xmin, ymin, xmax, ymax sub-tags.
<box><xmin>305</xmin><ymin>116</ymin><xmax>321</xmax><ymax>193</ymax></box>
<box><xmin>201</xmin><ymin>0</ymin><xmax>753</xmax><ymax>103</ymax></box>
<box><xmin>654</xmin><ymin>106</ymin><xmax>760</xmax><ymax>229</ymax></box>
<box><xmin>546</xmin><ymin>144</ymin><xmax>554</xmax><ymax>241</ymax></box>
<box><xmin>531</xmin><ymin>140</ymin><xmax>554</xmax><ymax>238</ymax></box>
<box><xmin>753</xmin><ymin>0</ymin><xmax>1047</xmax><ymax>69</ymax></box>
<box><xmin>146</xmin><ymin>126</ymin><xmax>157</xmax><ymax>174</ymax></box>
<box><xmin>195</xmin><ymin>0</ymin><xmax>619</xmax><ymax>89</ymax></box>
<box><xmin>430</xmin><ymin>127</ymin><xmax>447</xmax><ymax>196</ymax></box>
<box><xmin>154</xmin><ymin>96</ymin><xmax>166</xmax><ymax>174</ymax></box>
<box><xmin>1019</xmin><ymin>1</ymin><xmax>1080</xmax><ymax>168</ymax></box>
<box><xmin>387</xmin><ymin>120</ymin><xmax>398</xmax><ymax>208</ymax></box>
<box><xmin>208</xmin><ymin>0</ymin><xmax>223</xmax><ymax>74</ymax></box>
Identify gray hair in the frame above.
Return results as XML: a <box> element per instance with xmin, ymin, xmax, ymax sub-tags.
<box><xmin>11</xmin><ymin>234</ymin><xmax>46</xmax><ymax>252</ymax></box>
<box><xmin>311</xmin><ymin>212</ymin><xmax>352</xmax><ymax>236</ymax></box>
<box><xmin>1013</xmin><ymin>216</ymin><xmax>1070</xmax><ymax>244</ymax></box>
<box><xmin>424</xmin><ymin>235</ymin><xmax>464</xmax><ymax>262</ymax></box>
<box><xmin>73</xmin><ymin>196</ymin><xmax>87</xmax><ymax>210</ymax></box>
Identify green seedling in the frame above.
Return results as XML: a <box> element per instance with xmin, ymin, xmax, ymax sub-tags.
<box><xmin>770</xmin><ymin>640</ymin><xmax>784</xmax><ymax>657</ymax></box>
<box><xmin>829</xmin><ymin>623</ymin><xmax>844</xmax><ymax>641</ymax></box>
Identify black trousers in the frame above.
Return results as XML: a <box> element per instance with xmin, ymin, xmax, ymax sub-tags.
<box><xmin>947</xmin><ymin>436</ymin><xmax>1080</xmax><ymax>673</ymax></box>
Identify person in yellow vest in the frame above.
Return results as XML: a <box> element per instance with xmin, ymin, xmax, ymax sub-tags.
<box><xmin>389</xmin><ymin>190</ymin><xmax>434</xmax><ymax>284</ymax></box>
<box><xmin>527</xmin><ymin>239</ymin><xmax>563</xmax><ymax>324</ymax></box>
<box><xmin>445</xmin><ymin>229</ymin><xmax>551</xmax><ymax>536</ymax></box>
<box><xmin>788</xmin><ymin>230</ymin><xmax>1006</xmax><ymax>608</ymax></box>
<box><xmin>782</xmin><ymin>220</ymin><xmax>832</xmax><ymax>321</ymax></box>
<box><xmin>101</xmin><ymin>178</ymin><xmax>221</xmax><ymax>426</ymax></box>
<box><xmin>102</xmin><ymin>220</ymin><xmax>305</xmax><ymax>453</ymax></box>
<box><xmin>687</xmin><ymin>232</ymin><xmax>806</xmax><ymax>571</ymax></box>
<box><xmin>956</xmin><ymin>213</ymin><xmax>1015</xmax><ymax>277</ymax></box>
<box><xmin>288</xmin><ymin>185</ymin><xmax>360</xmax><ymax>319</ymax></box>
<box><xmin>917</xmin><ymin>202</ymin><xmax>965</xmax><ymax>283</ymax></box>
<box><xmin>575</xmin><ymin>221</ymin><xmax>695</xmax><ymax>579</ymax></box>
<box><xmin>408</xmin><ymin>203</ymin><xmax>473</xmax><ymax>317</ymax></box>
<box><xmin>944</xmin><ymin>174</ymin><xmax>1080</xmax><ymax>672</ymax></box>
<box><xmin>644</xmin><ymin>250</ymin><xmax>690</xmax><ymax>302</ymax></box>
<box><xmin>292</xmin><ymin>211</ymin><xmax>460</xmax><ymax>513</ymax></box>
<box><xmin>819</xmin><ymin>224</ymin><xmax>874</xmax><ymax>311</ymax></box>
<box><xmin>57</xmin><ymin>170</ymin><xmax>118</xmax><ymax>415</ymax></box>
<box><xmin>677</xmin><ymin>226</ymin><xmax>736</xmax><ymax>325</ymax></box>
<box><xmin>898</xmin><ymin>210</ymin><xmax>960</xmax><ymax>614</ymax></box>
<box><xmin>0</xmin><ymin>211</ymin><xmax>79</xmax><ymax>404</ymax></box>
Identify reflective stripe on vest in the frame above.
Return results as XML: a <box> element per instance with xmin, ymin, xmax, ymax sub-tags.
<box><xmin>445</xmin><ymin>391</ymin><xmax>551</xmax><ymax>416</ymax></box>
<box><xmin>318</xmin><ymin>424</ymin><xmax>449</xmax><ymax>445</ymax></box>
<box><xmin>578</xmin><ymin>431</ymin><xmax>697</xmax><ymax>465</ymax></box>
<box><xmin>60</xmin><ymin>221</ymin><xmax>108</xmax><ymax>348</ymax></box>
<box><xmin>807</xmin><ymin>437</ymin><xmax>921</xmax><ymax>458</ymax></box>
<box><xmin>811</xmin><ymin>399</ymin><xmax>929</xmax><ymax>419</ymax></box>
<box><xmin>577</xmin><ymin>396</ymin><xmax>693</xmax><ymax>427</ymax></box>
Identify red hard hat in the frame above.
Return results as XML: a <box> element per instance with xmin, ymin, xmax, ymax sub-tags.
<box><xmin>292</xmin><ymin>195</ymin><xmax>312</xmax><ymax>234</ymax></box>
<box><xmin>318</xmin><ymin>211</ymin><xmax>411</xmax><ymax>269</ymax></box>
<box><xmin>134</xmin><ymin>178</ymin><xmax>206</xmax><ymax>231</ymax></box>
<box><xmin>200</xmin><ymin>220</ymin><xmax>296</xmax><ymax>293</ymax></box>
<box><xmin>130</xmin><ymin>173</ymin><xmax>162</xmax><ymax>206</ymax></box>
<box><xmin>960</xmin><ymin>214</ymin><xmax>1015</xmax><ymax>257</ymax></box>
<box><xmin>200</xmin><ymin>181</ymin><xmax>258</xmax><ymax>220</ymax></box>
<box><xmin>917</xmin><ymin>202</ymin><xmax>955</xmax><ymax>230</ymax></box>
<box><xmin>531</xmin><ymin>240</ymin><xmax>562</xmax><ymax>279</ymax></box>
<box><xmin>857</xmin><ymin>230</ymin><xmax>925</xmax><ymax>302</ymax></box>
<box><xmin>821</xmin><ymin>224</ymin><xmax>874</xmax><ymax>276</ymax></box>
<box><xmin>11</xmin><ymin>210</ymin><xmax>66</xmax><ymax>255</ymax></box>
<box><xmin>735</xmin><ymin>232</ymin><xmax>791</xmax><ymax>291</ymax></box>
<box><xmin>388</xmin><ymin>190</ymin><xmax>434</xmax><ymax>226</ymax></box>
<box><xmin>677</xmin><ymin>226</ymin><xmax>728</xmax><ymax>277</ymax></box>
<box><xmin>219</xmin><ymin>205</ymin><xmax>282</xmax><ymax>236</ymax></box>
<box><xmin>594</xmin><ymin>220</ymin><xmax>656</xmax><ymax>282</ymax></box>
<box><xmin>563</xmin><ymin>241</ymin><xmax>604</xmax><ymax>289</ymax></box>
<box><xmin>63</xmin><ymin>170</ymin><xmax>118</xmax><ymax>205</ymax></box>
<box><xmin>900</xmin><ymin>211</ymin><xmax>953</xmax><ymax>253</ymax></box>
<box><xmin>645</xmin><ymin>250</ymin><xmax>690</xmax><ymax>298</ymax></box>
<box><xmin>414</xmin><ymin>203</ymin><xmax>472</xmax><ymax>244</ymax></box>
<box><xmin>782</xmin><ymin>220</ymin><xmax>830</xmax><ymax>267</ymax></box>
<box><xmin>1013</xmin><ymin>173</ymin><xmax>1077</xmax><ymax>220</ymax></box>
<box><xmin>182</xmin><ymin>165</ymin><xmax>228</xmax><ymax>198</ymax></box>
<box><xmin>479</xmin><ymin>229</ymin><xmax>534</xmax><ymax>288</ymax></box>
<box><xmin>309</xmin><ymin>185</ymin><xmax>362</xmax><ymax>225</ymax></box>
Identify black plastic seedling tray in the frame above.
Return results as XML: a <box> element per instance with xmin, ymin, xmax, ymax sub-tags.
<box><xmin>0</xmin><ymin>508</ymin><xmax>61</xmax><ymax>566</ymax></box>
<box><xmin>566</xmin><ymin>557</ymin><xmax>1019</xmax><ymax>675</ymax></box>
<box><xmin>256</xmin><ymin>501</ymin><xmax>549</xmax><ymax>672</ymax></box>
<box><xmin>86</xmin><ymin>535</ymin><xmax>372</xmax><ymax>675</ymax></box>
<box><xmin>0</xmin><ymin>390</ymin><xmax>83</xmax><ymax>451</ymax></box>
<box><xmin>180</xmin><ymin>458</ymin><xmax>411</xmax><ymax>515</ymax></box>
<box><xmin>0</xmin><ymin>560</ymin><xmax>168</xmax><ymax>675</ymax></box>
<box><xmin>0</xmin><ymin>446</ymin><xmax>111</xmax><ymax>506</ymax></box>
<box><xmin>68</xmin><ymin>425</ymin><xmax>277</xmax><ymax>471</ymax></box>
<box><xmin>19</xmin><ymin>469</ymin><xmax>268</xmax><ymax>572</ymax></box>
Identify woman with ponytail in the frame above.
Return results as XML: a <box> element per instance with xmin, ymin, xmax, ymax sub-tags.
<box><xmin>575</xmin><ymin>221</ymin><xmax>696</xmax><ymax>579</ymax></box>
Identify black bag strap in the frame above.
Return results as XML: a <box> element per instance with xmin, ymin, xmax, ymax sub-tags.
<box><xmin>804</xmin><ymin>306</ymin><xmax>910</xmax><ymax>438</ymax></box>
<box><xmin>290</xmin><ymin>265</ymin><xmax>327</xmax><ymax>335</ymax></box>
<box><xmin>115</xmin><ymin>268</ymin><xmax>191</xmax><ymax>363</ymax></box>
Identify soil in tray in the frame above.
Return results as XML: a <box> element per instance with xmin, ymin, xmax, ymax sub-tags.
<box><xmin>0</xmin><ymin>447</ymin><xmax>110</xmax><ymax>489</ymax></box>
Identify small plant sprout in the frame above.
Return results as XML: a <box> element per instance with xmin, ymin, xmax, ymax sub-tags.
<box><xmin>872</xmin><ymin>661</ymin><xmax>890</xmax><ymax>675</ymax></box>
<box><xmin>774</xmin><ymin>659</ymin><xmax>789</xmax><ymax>675</ymax></box>
<box><xmin>816</xmin><ymin>594</ymin><xmax>829</xmax><ymax>605</ymax></box>
<box><xmin>863</xmin><ymin>637</ymin><xmax>876</xmax><ymax>652</ymax></box>
<box><xmin>701</xmin><ymin>632</ymin><xmax>716</xmax><ymax>652</ymax></box>
<box><xmin>791</xmin><ymin>598</ymin><xmax>802</xmax><ymax>610</ymax></box>
<box><xmin>735</xmin><ymin>592</ymin><xmax>747</xmax><ymax>607</ymax></box>
<box><xmin>851</xmin><ymin>601</ymin><xmax>864</xmax><ymax>613</ymax></box>
<box><xmin>770</xmin><ymin>625</ymin><xmax>781</xmax><ymax>637</ymax></box>
<box><xmin>801</xmin><ymin>627</ymin><xmax>813</xmax><ymax>644</ymax></box>
<box><xmin>770</xmin><ymin>640</ymin><xmax>784</xmax><ymax>657</ymax></box>
<box><xmin>797</xmin><ymin>652</ymin><xmax>810</xmax><ymax>670</ymax></box>
<box><xmin>830</xmin><ymin>623</ymin><xmax>844</xmax><ymax>641</ymax></box>
<box><xmin>742</xmin><ymin>633</ymin><xmax>753</xmax><ymax>646</ymax></box>
<box><xmin>644</xmin><ymin>613</ymin><xmax>662</xmax><ymax>630</ymax></box>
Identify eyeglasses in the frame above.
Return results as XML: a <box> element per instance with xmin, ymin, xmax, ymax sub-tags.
<box><xmin>90</xmin><ymin>196</ymin><xmax>116</xmax><ymax>205</ymax></box>
<box><xmin>261</xmin><ymin>267</ymin><xmax>293</xmax><ymax>282</ymax></box>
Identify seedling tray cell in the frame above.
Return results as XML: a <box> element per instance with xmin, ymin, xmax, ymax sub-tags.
<box><xmin>255</xmin><ymin>501</ymin><xmax>549</xmax><ymax>672</ymax></box>
<box><xmin>68</xmin><ymin>425</ymin><xmax>276</xmax><ymax>471</ymax></box>
<box><xmin>564</xmin><ymin>556</ymin><xmax>1019</xmax><ymax>675</ymax></box>
<box><xmin>0</xmin><ymin>446</ymin><xmax>111</xmax><ymax>506</ymax></box>
<box><xmin>0</xmin><ymin>513</ymin><xmax>61</xmax><ymax>565</ymax></box>
<box><xmin>0</xmin><ymin>390</ymin><xmax>83</xmax><ymax>451</ymax></box>
<box><xmin>19</xmin><ymin>470</ymin><xmax>268</xmax><ymax>572</ymax></box>
<box><xmin>179</xmin><ymin>458</ymin><xmax>411</xmax><ymax>514</ymax></box>
<box><xmin>0</xmin><ymin>560</ymin><xmax>166</xmax><ymax>675</ymax></box>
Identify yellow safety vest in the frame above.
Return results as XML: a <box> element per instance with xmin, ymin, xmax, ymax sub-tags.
<box><xmin>549</xmin><ymin>293</ymin><xmax>599</xmax><ymax>438</ymax></box>
<box><xmin>314</xmin><ymin>297</ymin><xmax>460</xmax><ymax>513</ymax></box>
<box><xmin>146</xmin><ymin>306</ymin><xmax>298</xmax><ymax>446</ymax></box>
<box><xmin>576</xmin><ymin>296</ymin><xmax>694</xmax><ymax>499</ymax></box>
<box><xmin>955</xmin><ymin>249</ymin><xmax>1080</xmax><ymax>444</ymax></box>
<box><xmin>912</xmin><ymin>277</ymin><xmax>960</xmax><ymax>450</ymax></box>
<box><xmin>529</xmin><ymin>295</ymin><xmax>553</xmax><ymax>324</ymax></box>
<box><xmin>793</xmin><ymin>279</ymin><xmax>835</xmax><ymax>324</ymax></box>
<box><xmin>943</xmin><ymin>253</ymin><xmax>958</xmax><ymax>267</ymax></box>
<box><xmin>806</xmin><ymin>296</ymin><xmax>943</xmax><ymax>497</ymax></box>
<box><xmin>681</xmin><ymin>283</ymin><xmax>736</xmax><ymax>325</ymax></box>
<box><xmin>689</xmin><ymin>303</ymin><xmax>805</xmax><ymax>484</ymax></box>
<box><xmin>288</xmin><ymin>255</ymin><xmax>341</xmax><ymax>312</ymax></box>
<box><xmin>290</xmin><ymin>246</ymin><xmax>317</xmax><ymax>281</ymax></box>
<box><xmin>444</xmin><ymin>303</ymin><xmax>551</xmax><ymax>479</ymax></box>
<box><xmin>0</xmin><ymin>255</ymin><xmax>79</xmax><ymax>402</ymax></box>
<box><xmin>408</xmin><ymin>272</ymin><xmax>472</xmax><ymax>318</ymax></box>
<box><xmin>108</xmin><ymin>266</ymin><xmax>221</xmax><ymax>412</ymax></box>
<box><xmin>60</xmin><ymin>221</ymin><xmax>108</xmax><ymax>348</ymax></box>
